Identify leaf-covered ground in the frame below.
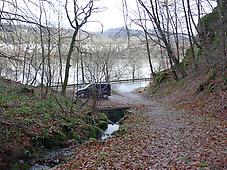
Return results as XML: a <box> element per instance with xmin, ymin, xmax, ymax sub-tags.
<box><xmin>54</xmin><ymin>102</ymin><xmax>226</xmax><ymax>169</ymax></box>
<box><xmin>0</xmin><ymin>78</ymin><xmax>110</xmax><ymax>169</ymax></box>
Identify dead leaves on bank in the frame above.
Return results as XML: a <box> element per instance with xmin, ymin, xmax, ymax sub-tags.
<box><xmin>54</xmin><ymin>104</ymin><xmax>227</xmax><ymax>170</ymax></box>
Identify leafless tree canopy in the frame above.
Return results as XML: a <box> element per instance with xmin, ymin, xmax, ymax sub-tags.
<box><xmin>0</xmin><ymin>0</ymin><xmax>221</xmax><ymax>94</ymax></box>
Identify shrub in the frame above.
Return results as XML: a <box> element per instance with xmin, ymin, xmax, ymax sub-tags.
<box><xmin>199</xmin><ymin>9</ymin><xmax>218</xmax><ymax>30</ymax></box>
<box><xmin>207</xmin><ymin>67</ymin><xmax>216</xmax><ymax>80</ymax></box>
<box><xmin>33</xmin><ymin>128</ymin><xmax>66</xmax><ymax>149</ymax></box>
<box><xmin>80</xmin><ymin>124</ymin><xmax>102</xmax><ymax>139</ymax></box>
<box><xmin>155</xmin><ymin>71</ymin><xmax>168</xmax><ymax>85</ymax></box>
<box><xmin>97</xmin><ymin>121</ymin><xmax>108</xmax><ymax>130</ymax></box>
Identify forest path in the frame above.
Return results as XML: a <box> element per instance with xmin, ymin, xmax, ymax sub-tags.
<box><xmin>54</xmin><ymin>91</ymin><xmax>226</xmax><ymax>169</ymax></box>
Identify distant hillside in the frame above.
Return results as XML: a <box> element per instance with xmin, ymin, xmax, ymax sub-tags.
<box><xmin>95</xmin><ymin>27</ymin><xmax>144</xmax><ymax>38</ymax></box>
<box><xmin>94</xmin><ymin>27</ymin><xmax>188</xmax><ymax>41</ymax></box>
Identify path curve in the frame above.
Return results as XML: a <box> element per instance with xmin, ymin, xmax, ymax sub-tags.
<box><xmin>54</xmin><ymin>91</ymin><xmax>227</xmax><ymax>169</ymax></box>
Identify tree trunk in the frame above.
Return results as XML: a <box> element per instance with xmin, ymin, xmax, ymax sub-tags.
<box><xmin>61</xmin><ymin>30</ymin><xmax>78</xmax><ymax>95</ymax></box>
<box><xmin>144</xmin><ymin>29</ymin><xmax>155</xmax><ymax>77</ymax></box>
<box><xmin>80</xmin><ymin>52</ymin><xmax>85</xmax><ymax>84</ymax></box>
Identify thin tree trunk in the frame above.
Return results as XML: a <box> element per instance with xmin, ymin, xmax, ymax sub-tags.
<box><xmin>80</xmin><ymin>52</ymin><xmax>85</xmax><ymax>84</ymax></box>
<box><xmin>22</xmin><ymin>45</ymin><xmax>29</xmax><ymax>84</ymax></box>
<box><xmin>46</xmin><ymin>29</ymin><xmax>51</xmax><ymax>93</ymax></box>
<box><xmin>182</xmin><ymin>0</ymin><xmax>197</xmax><ymax>70</ymax></box>
<box><xmin>62</xmin><ymin>30</ymin><xmax>78</xmax><ymax>95</ymax></box>
<box><xmin>144</xmin><ymin>29</ymin><xmax>155</xmax><ymax>77</ymax></box>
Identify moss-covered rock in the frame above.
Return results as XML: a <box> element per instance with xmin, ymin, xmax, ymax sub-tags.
<box><xmin>115</xmin><ymin>125</ymin><xmax>128</xmax><ymax>135</ymax></box>
<box><xmin>97</xmin><ymin>121</ymin><xmax>108</xmax><ymax>130</ymax></box>
<box><xmin>71</xmin><ymin>130</ymin><xmax>83</xmax><ymax>143</ymax></box>
<box><xmin>199</xmin><ymin>9</ymin><xmax>219</xmax><ymax>32</ymax></box>
<box><xmin>33</xmin><ymin>128</ymin><xmax>66</xmax><ymax>149</ymax></box>
<box><xmin>80</xmin><ymin>124</ymin><xmax>102</xmax><ymax>139</ymax></box>
<box><xmin>98</xmin><ymin>113</ymin><xmax>109</xmax><ymax>122</ymax></box>
<box><xmin>154</xmin><ymin>71</ymin><xmax>168</xmax><ymax>85</ymax></box>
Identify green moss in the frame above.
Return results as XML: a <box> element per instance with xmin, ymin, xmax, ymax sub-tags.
<box><xmin>10</xmin><ymin>162</ymin><xmax>30</xmax><ymax>170</ymax></box>
<box><xmin>117</xmin><ymin>125</ymin><xmax>128</xmax><ymax>135</ymax></box>
<box><xmin>154</xmin><ymin>71</ymin><xmax>168</xmax><ymax>85</ymax></box>
<box><xmin>207</xmin><ymin>67</ymin><xmax>216</xmax><ymax>80</ymax></box>
<box><xmin>71</xmin><ymin>131</ymin><xmax>82</xmax><ymax>143</ymax></box>
<box><xmin>82</xmin><ymin>115</ymin><xmax>95</xmax><ymax>124</ymax></box>
<box><xmin>200</xmin><ymin>9</ymin><xmax>219</xmax><ymax>30</ymax></box>
<box><xmin>98</xmin><ymin>113</ymin><xmax>109</xmax><ymax>122</ymax></box>
<box><xmin>97</xmin><ymin>121</ymin><xmax>108</xmax><ymax>130</ymax></box>
<box><xmin>33</xmin><ymin>128</ymin><xmax>67</xmax><ymax>149</ymax></box>
<box><xmin>80</xmin><ymin>124</ymin><xmax>102</xmax><ymax>139</ymax></box>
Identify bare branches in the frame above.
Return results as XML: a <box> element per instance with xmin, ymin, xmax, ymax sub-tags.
<box><xmin>65</xmin><ymin>0</ymin><xmax>98</xmax><ymax>30</ymax></box>
<box><xmin>62</xmin><ymin>0</ymin><xmax>98</xmax><ymax>95</ymax></box>
<box><xmin>0</xmin><ymin>11</ymin><xmax>45</xmax><ymax>28</ymax></box>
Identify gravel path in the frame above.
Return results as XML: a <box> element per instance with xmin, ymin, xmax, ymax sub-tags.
<box><xmin>54</xmin><ymin>92</ymin><xmax>227</xmax><ymax>169</ymax></box>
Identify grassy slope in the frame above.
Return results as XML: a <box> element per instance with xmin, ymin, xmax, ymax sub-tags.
<box><xmin>0</xmin><ymin>78</ymin><xmax>108</xmax><ymax>169</ymax></box>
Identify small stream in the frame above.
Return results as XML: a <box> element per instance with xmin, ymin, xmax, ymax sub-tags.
<box><xmin>30</xmin><ymin>123</ymin><xmax>120</xmax><ymax>169</ymax></box>
<box><xmin>99</xmin><ymin>106</ymin><xmax>128</xmax><ymax>140</ymax></box>
<box><xmin>29</xmin><ymin>106</ymin><xmax>129</xmax><ymax>170</ymax></box>
<box><xmin>101</xmin><ymin>123</ymin><xmax>119</xmax><ymax>140</ymax></box>
<box><xmin>30</xmin><ymin>148</ymin><xmax>74</xmax><ymax>170</ymax></box>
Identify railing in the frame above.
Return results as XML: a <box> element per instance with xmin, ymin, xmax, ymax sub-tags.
<box><xmin>51</xmin><ymin>77</ymin><xmax>151</xmax><ymax>88</ymax></box>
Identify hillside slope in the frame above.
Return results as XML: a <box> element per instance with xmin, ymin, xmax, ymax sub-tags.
<box><xmin>148</xmin><ymin>2</ymin><xmax>227</xmax><ymax>120</ymax></box>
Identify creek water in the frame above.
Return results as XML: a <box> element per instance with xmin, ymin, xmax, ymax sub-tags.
<box><xmin>29</xmin><ymin>82</ymin><xmax>137</xmax><ymax>170</ymax></box>
<box><xmin>30</xmin><ymin>148</ymin><xmax>74</xmax><ymax>170</ymax></box>
<box><xmin>101</xmin><ymin>123</ymin><xmax>120</xmax><ymax>140</ymax></box>
<box><xmin>30</xmin><ymin>104</ymin><xmax>129</xmax><ymax>170</ymax></box>
<box><xmin>30</xmin><ymin>121</ymin><xmax>120</xmax><ymax>170</ymax></box>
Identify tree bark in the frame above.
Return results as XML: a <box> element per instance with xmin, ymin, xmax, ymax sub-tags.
<box><xmin>61</xmin><ymin>30</ymin><xmax>78</xmax><ymax>95</ymax></box>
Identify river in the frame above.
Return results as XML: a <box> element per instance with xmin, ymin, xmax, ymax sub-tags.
<box><xmin>1</xmin><ymin>57</ymin><xmax>166</xmax><ymax>86</ymax></box>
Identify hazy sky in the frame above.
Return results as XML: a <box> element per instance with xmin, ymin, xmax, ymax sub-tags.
<box><xmin>2</xmin><ymin>0</ymin><xmax>216</xmax><ymax>32</ymax></box>
<box><xmin>0</xmin><ymin>0</ymin><xmax>127</xmax><ymax>31</ymax></box>
<box><xmin>86</xmin><ymin>0</ymin><xmax>127</xmax><ymax>32</ymax></box>
<box><xmin>84</xmin><ymin>0</ymin><xmax>216</xmax><ymax>32</ymax></box>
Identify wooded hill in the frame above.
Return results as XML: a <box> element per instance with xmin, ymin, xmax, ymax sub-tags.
<box><xmin>148</xmin><ymin>1</ymin><xmax>227</xmax><ymax>120</ymax></box>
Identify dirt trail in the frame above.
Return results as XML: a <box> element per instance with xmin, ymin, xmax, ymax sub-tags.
<box><xmin>109</xmin><ymin>92</ymin><xmax>153</xmax><ymax>105</ymax></box>
<box><xmin>54</xmin><ymin>92</ymin><xmax>227</xmax><ymax>169</ymax></box>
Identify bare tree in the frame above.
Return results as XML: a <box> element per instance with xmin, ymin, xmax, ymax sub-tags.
<box><xmin>217</xmin><ymin>0</ymin><xmax>227</xmax><ymax>57</ymax></box>
<box><xmin>137</xmin><ymin>0</ymin><xmax>186</xmax><ymax>79</ymax></box>
<box><xmin>61</xmin><ymin>0</ymin><xmax>99</xmax><ymax>95</ymax></box>
<box><xmin>134</xmin><ymin>0</ymin><xmax>156</xmax><ymax>78</ymax></box>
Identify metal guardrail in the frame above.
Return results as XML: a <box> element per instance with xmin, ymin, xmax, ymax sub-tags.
<box><xmin>51</xmin><ymin>77</ymin><xmax>151</xmax><ymax>88</ymax></box>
